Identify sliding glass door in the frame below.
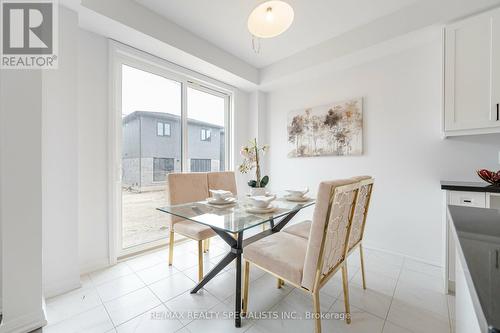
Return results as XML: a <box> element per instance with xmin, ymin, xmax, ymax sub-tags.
<box><xmin>187</xmin><ymin>86</ymin><xmax>228</xmax><ymax>172</ymax></box>
<box><xmin>120</xmin><ymin>64</ymin><xmax>182</xmax><ymax>250</ymax></box>
<box><xmin>115</xmin><ymin>50</ymin><xmax>231</xmax><ymax>256</ymax></box>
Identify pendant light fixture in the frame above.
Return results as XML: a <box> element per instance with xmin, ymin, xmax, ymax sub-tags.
<box><xmin>248</xmin><ymin>1</ymin><xmax>294</xmax><ymax>53</ymax></box>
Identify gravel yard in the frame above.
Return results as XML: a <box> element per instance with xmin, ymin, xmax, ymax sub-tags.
<box><xmin>122</xmin><ymin>189</ymin><xmax>170</xmax><ymax>248</ymax></box>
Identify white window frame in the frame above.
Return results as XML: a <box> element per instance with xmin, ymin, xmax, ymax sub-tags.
<box><xmin>108</xmin><ymin>41</ymin><xmax>234</xmax><ymax>260</ymax></box>
<box><xmin>157</xmin><ymin>121</ymin><xmax>171</xmax><ymax>137</ymax></box>
<box><xmin>164</xmin><ymin>122</ymin><xmax>171</xmax><ymax>136</ymax></box>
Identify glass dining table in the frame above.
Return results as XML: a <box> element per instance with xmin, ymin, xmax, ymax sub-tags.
<box><xmin>157</xmin><ymin>196</ymin><xmax>315</xmax><ymax>328</ymax></box>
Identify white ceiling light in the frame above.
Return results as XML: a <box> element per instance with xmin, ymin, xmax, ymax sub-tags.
<box><xmin>248</xmin><ymin>0</ymin><xmax>294</xmax><ymax>53</ymax></box>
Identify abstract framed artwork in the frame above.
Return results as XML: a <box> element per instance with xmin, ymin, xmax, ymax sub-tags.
<box><xmin>287</xmin><ymin>98</ymin><xmax>363</xmax><ymax>157</ymax></box>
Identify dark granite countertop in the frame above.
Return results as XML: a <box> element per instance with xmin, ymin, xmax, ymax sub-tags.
<box><xmin>441</xmin><ymin>181</ymin><xmax>500</xmax><ymax>193</ymax></box>
<box><xmin>448</xmin><ymin>205</ymin><xmax>500</xmax><ymax>333</ymax></box>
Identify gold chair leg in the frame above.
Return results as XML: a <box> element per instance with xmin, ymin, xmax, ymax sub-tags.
<box><xmin>359</xmin><ymin>244</ymin><xmax>366</xmax><ymax>289</ymax></box>
<box><xmin>312</xmin><ymin>290</ymin><xmax>322</xmax><ymax>333</ymax></box>
<box><xmin>242</xmin><ymin>261</ymin><xmax>250</xmax><ymax>317</ymax></box>
<box><xmin>203</xmin><ymin>239</ymin><xmax>209</xmax><ymax>253</ymax></box>
<box><xmin>198</xmin><ymin>240</ymin><xmax>204</xmax><ymax>282</ymax></box>
<box><xmin>359</xmin><ymin>244</ymin><xmax>367</xmax><ymax>290</ymax></box>
<box><xmin>205</xmin><ymin>238</ymin><xmax>210</xmax><ymax>253</ymax></box>
<box><xmin>341</xmin><ymin>264</ymin><xmax>351</xmax><ymax>324</ymax></box>
<box><xmin>168</xmin><ymin>229</ymin><xmax>174</xmax><ymax>266</ymax></box>
<box><xmin>276</xmin><ymin>278</ymin><xmax>284</xmax><ymax>288</ymax></box>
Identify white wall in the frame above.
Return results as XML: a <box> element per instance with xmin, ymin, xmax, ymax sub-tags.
<box><xmin>38</xmin><ymin>6</ymin><xmax>111</xmax><ymax>297</ymax></box>
<box><xmin>0</xmin><ymin>69</ymin><xmax>46</xmax><ymax>332</ymax></box>
<box><xmin>233</xmin><ymin>90</ymin><xmax>252</xmax><ymax>191</ymax></box>
<box><xmin>42</xmin><ymin>6</ymin><xmax>80</xmax><ymax>298</ymax></box>
<box><xmin>78</xmin><ymin>0</ymin><xmax>259</xmax><ymax>89</ymax></box>
<box><xmin>265</xmin><ymin>40</ymin><xmax>500</xmax><ymax>265</ymax></box>
<box><xmin>77</xmin><ymin>29</ymin><xmax>110</xmax><ymax>274</ymax></box>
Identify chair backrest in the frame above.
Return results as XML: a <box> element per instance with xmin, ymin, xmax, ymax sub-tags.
<box><xmin>348</xmin><ymin>177</ymin><xmax>374</xmax><ymax>251</ymax></box>
<box><xmin>207</xmin><ymin>171</ymin><xmax>238</xmax><ymax>195</ymax></box>
<box><xmin>166</xmin><ymin>172</ymin><xmax>209</xmax><ymax>225</ymax></box>
<box><xmin>301</xmin><ymin>179</ymin><xmax>359</xmax><ymax>291</ymax></box>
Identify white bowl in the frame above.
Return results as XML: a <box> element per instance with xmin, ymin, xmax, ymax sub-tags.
<box><xmin>285</xmin><ymin>188</ymin><xmax>309</xmax><ymax>198</ymax></box>
<box><xmin>248</xmin><ymin>195</ymin><xmax>276</xmax><ymax>208</ymax></box>
<box><xmin>209</xmin><ymin>189</ymin><xmax>233</xmax><ymax>200</ymax></box>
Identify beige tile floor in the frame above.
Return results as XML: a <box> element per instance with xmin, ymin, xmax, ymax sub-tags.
<box><xmin>42</xmin><ymin>237</ymin><xmax>453</xmax><ymax>333</ymax></box>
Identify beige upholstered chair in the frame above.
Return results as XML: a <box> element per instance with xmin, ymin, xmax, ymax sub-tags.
<box><xmin>282</xmin><ymin>176</ymin><xmax>374</xmax><ymax>289</ymax></box>
<box><xmin>166</xmin><ymin>172</ymin><xmax>216</xmax><ymax>282</ymax></box>
<box><xmin>242</xmin><ymin>179</ymin><xmax>361</xmax><ymax>333</ymax></box>
<box><xmin>207</xmin><ymin>171</ymin><xmax>238</xmax><ymax>195</ymax></box>
<box><xmin>166</xmin><ymin>171</ymin><xmax>239</xmax><ymax>281</ymax></box>
<box><xmin>205</xmin><ymin>171</ymin><xmax>238</xmax><ymax>249</ymax></box>
<box><xmin>345</xmin><ymin>177</ymin><xmax>374</xmax><ymax>289</ymax></box>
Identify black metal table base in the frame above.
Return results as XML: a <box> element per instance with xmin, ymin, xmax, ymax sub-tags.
<box><xmin>190</xmin><ymin>210</ymin><xmax>299</xmax><ymax>328</ymax></box>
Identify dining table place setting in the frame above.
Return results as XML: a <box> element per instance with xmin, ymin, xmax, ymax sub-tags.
<box><xmin>206</xmin><ymin>189</ymin><xmax>237</xmax><ymax>207</ymax></box>
<box><xmin>284</xmin><ymin>187</ymin><xmax>311</xmax><ymax>202</ymax></box>
<box><xmin>156</xmin><ymin>143</ymin><xmax>322</xmax><ymax>330</ymax></box>
<box><xmin>245</xmin><ymin>194</ymin><xmax>278</xmax><ymax>214</ymax></box>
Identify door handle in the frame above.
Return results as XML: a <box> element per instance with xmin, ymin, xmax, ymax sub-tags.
<box><xmin>497</xmin><ymin>104</ymin><xmax>499</xmax><ymax>121</ymax></box>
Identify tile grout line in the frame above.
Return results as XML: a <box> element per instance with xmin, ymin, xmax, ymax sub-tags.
<box><xmin>44</xmin><ymin>277</ymin><xmax>107</xmax><ymax>329</ymax></box>
<box><xmin>88</xmin><ymin>273</ymin><xmax>117</xmax><ymax>330</ymax></box>
<box><xmin>143</xmin><ymin>254</ymin><xmax>225</xmax><ymax>331</ymax></box>
<box><xmin>109</xmin><ymin>268</ymin><xmax>174</xmax><ymax>330</ymax></box>
<box><xmin>123</xmin><ymin>249</ymin><xmax>215</xmax><ymax>330</ymax></box>
<box><xmin>380</xmin><ymin>255</ymin><xmax>406</xmax><ymax>332</ymax></box>
<box><xmin>102</xmin><ymin>250</ymin><xmax>191</xmax><ymax>330</ymax></box>
<box><xmin>238</xmin><ymin>274</ymin><xmax>296</xmax><ymax>332</ymax></box>
<box><xmin>143</xmin><ymin>267</ymin><xmax>187</xmax><ymax>331</ymax></box>
<box><xmin>51</xmin><ymin>247</ymin><xmax>447</xmax><ymax>332</ymax></box>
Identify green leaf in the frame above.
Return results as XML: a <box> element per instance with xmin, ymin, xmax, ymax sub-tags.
<box><xmin>260</xmin><ymin>175</ymin><xmax>269</xmax><ymax>188</ymax></box>
<box><xmin>248</xmin><ymin>180</ymin><xmax>257</xmax><ymax>188</ymax></box>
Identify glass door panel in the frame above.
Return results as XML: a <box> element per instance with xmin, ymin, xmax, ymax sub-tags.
<box><xmin>121</xmin><ymin>64</ymin><xmax>182</xmax><ymax>250</ymax></box>
<box><xmin>186</xmin><ymin>86</ymin><xmax>227</xmax><ymax>172</ymax></box>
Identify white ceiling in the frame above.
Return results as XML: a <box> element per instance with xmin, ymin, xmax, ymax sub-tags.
<box><xmin>135</xmin><ymin>0</ymin><xmax>419</xmax><ymax>68</ymax></box>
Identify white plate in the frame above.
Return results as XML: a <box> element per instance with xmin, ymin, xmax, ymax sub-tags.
<box><xmin>207</xmin><ymin>197</ymin><xmax>236</xmax><ymax>205</ymax></box>
<box><xmin>245</xmin><ymin>205</ymin><xmax>278</xmax><ymax>214</ymax></box>
<box><xmin>246</xmin><ymin>192</ymin><xmax>273</xmax><ymax>197</ymax></box>
<box><xmin>284</xmin><ymin>195</ymin><xmax>310</xmax><ymax>202</ymax></box>
<box><xmin>285</xmin><ymin>188</ymin><xmax>309</xmax><ymax>197</ymax></box>
<box><xmin>207</xmin><ymin>202</ymin><xmax>236</xmax><ymax>208</ymax></box>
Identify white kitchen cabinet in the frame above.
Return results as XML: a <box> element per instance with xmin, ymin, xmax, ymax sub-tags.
<box><xmin>444</xmin><ymin>190</ymin><xmax>500</xmax><ymax>294</ymax></box>
<box><xmin>445</xmin><ymin>191</ymin><xmax>488</xmax><ymax>293</ymax></box>
<box><xmin>449</xmin><ymin>191</ymin><xmax>487</xmax><ymax>208</ymax></box>
<box><xmin>444</xmin><ymin>7</ymin><xmax>500</xmax><ymax>136</ymax></box>
<box><xmin>455</xmin><ymin>249</ymin><xmax>482</xmax><ymax>333</ymax></box>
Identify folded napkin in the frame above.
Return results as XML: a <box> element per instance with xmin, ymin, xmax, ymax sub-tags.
<box><xmin>209</xmin><ymin>189</ymin><xmax>233</xmax><ymax>197</ymax></box>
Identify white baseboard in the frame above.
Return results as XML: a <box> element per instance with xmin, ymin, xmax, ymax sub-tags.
<box><xmin>79</xmin><ymin>258</ymin><xmax>110</xmax><ymax>276</ymax></box>
<box><xmin>363</xmin><ymin>244</ymin><xmax>443</xmax><ymax>268</ymax></box>
<box><xmin>44</xmin><ymin>276</ymin><xmax>81</xmax><ymax>299</ymax></box>
<box><xmin>0</xmin><ymin>308</ymin><xmax>47</xmax><ymax>333</ymax></box>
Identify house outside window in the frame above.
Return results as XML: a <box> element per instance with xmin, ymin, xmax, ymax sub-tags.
<box><xmin>190</xmin><ymin>158</ymin><xmax>211</xmax><ymax>172</ymax></box>
<box><xmin>157</xmin><ymin>121</ymin><xmax>171</xmax><ymax>136</ymax></box>
<box><xmin>153</xmin><ymin>157</ymin><xmax>174</xmax><ymax>181</ymax></box>
<box><xmin>201</xmin><ymin>128</ymin><xmax>211</xmax><ymax>141</ymax></box>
